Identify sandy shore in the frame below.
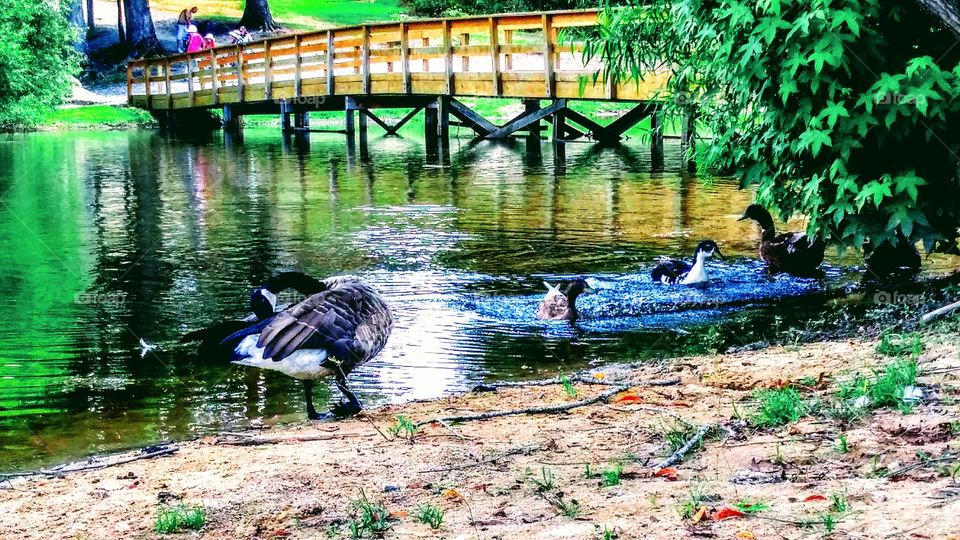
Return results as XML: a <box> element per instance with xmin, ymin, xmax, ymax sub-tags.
<box><xmin>1</xmin><ymin>335</ymin><xmax>958</xmax><ymax>539</ymax></box>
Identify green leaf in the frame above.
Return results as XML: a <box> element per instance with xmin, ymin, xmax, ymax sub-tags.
<box><xmin>892</xmin><ymin>172</ymin><xmax>926</xmax><ymax>201</ymax></box>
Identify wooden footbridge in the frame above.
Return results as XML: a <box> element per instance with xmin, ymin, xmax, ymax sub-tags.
<box><xmin>127</xmin><ymin>9</ymin><xmax>689</xmax><ymax>154</ymax></box>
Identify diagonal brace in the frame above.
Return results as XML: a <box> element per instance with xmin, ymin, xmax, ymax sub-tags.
<box><xmin>486</xmin><ymin>99</ymin><xmax>567</xmax><ymax>139</ymax></box>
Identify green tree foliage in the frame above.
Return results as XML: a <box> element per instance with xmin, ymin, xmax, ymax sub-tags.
<box><xmin>585</xmin><ymin>0</ymin><xmax>960</xmax><ymax>253</ymax></box>
<box><xmin>0</xmin><ymin>0</ymin><xmax>81</xmax><ymax>130</ymax></box>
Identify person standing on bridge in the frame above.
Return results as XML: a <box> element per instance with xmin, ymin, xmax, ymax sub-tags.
<box><xmin>177</xmin><ymin>6</ymin><xmax>199</xmax><ymax>52</ymax></box>
<box><xmin>185</xmin><ymin>25</ymin><xmax>204</xmax><ymax>53</ymax></box>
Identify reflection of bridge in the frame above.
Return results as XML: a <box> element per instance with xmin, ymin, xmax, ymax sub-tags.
<box><xmin>127</xmin><ymin>10</ymin><xmax>693</xmax><ymax>166</ymax></box>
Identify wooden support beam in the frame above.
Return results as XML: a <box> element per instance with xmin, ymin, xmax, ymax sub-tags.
<box><xmin>486</xmin><ymin>99</ymin><xmax>565</xmax><ymax>139</ymax></box>
<box><xmin>384</xmin><ymin>106</ymin><xmax>422</xmax><ymax>135</ymax></box>
<box><xmin>542</xmin><ymin>14</ymin><xmax>555</xmax><ymax>98</ymax></box>
<box><xmin>187</xmin><ymin>57</ymin><xmax>195</xmax><ymax>107</ymax></box>
<box><xmin>424</xmin><ymin>102</ymin><xmax>439</xmax><ymax>140</ymax></box>
<box><xmin>560</xmin><ymin>107</ymin><xmax>605</xmax><ymax>136</ymax></box>
<box><xmin>438</xmin><ymin>96</ymin><xmax>450</xmax><ymax>139</ymax></box>
<box><xmin>460</xmin><ymin>33</ymin><xmax>470</xmax><ymax>71</ymax></box>
<box><xmin>489</xmin><ymin>17</ymin><xmax>501</xmax><ymax>95</ymax></box>
<box><xmin>344</xmin><ymin>98</ymin><xmax>356</xmax><ymax>136</ymax></box>
<box><xmin>447</xmin><ymin>98</ymin><xmax>497</xmax><ymax>136</ymax></box>
<box><xmin>650</xmin><ymin>108</ymin><xmax>664</xmax><ymax>167</ymax></box>
<box><xmin>144</xmin><ymin>64</ymin><xmax>152</xmax><ymax>108</ymax></box>
<box><xmin>126</xmin><ymin>63</ymin><xmax>133</xmax><ymax>104</ymax></box>
<box><xmin>400</xmin><ymin>22</ymin><xmax>411</xmax><ymax>93</ymax></box>
<box><xmin>237</xmin><ymin>45</ymin><xmax>245</xmax><ymax>102</ymax></box>
<box><xmin>552</xmin><ymin>108</ymin><xmax>565</xmax><ymax>142</ymax></box>
<box><xmin>326</xmin><ymin>30</ymin><xmax>335</xmax><ymax>95</ymax></box>
<box><xmin>164</xmin><ymin>59</ymin><xmax>172</xmax><ymax>109</ymax></box>
<box><xmin>503</xmin><ymin>29</ymin><xmax>513</xmax><ymax>70</ymax></box>
<box><xmin>361</xmin><ymin>25</ymin><xmax>371</xmax><ymax>94</ymax></box>
<box><xmin>359</xmin><ymin>109</ymin><xmax>393</xmax><ymax>132</ymax></box>
<box><xmin>422</xmin><ymin>37</ymin><xmax>430</xmax><ymax>72</ymax></box>
<box><xmin>601</xmin><ymin>102</ymin><xmax>656</xmax><ymax>140</ymax></box>
<box><xmin>263</xmin><ymin>41</ymin><xmax>272</xmax><ymax>101</ymax></box>
<box><xmin>681</xmin><ymin>106</ymin><xmax>697</xmax><ymax>172</ymax></box>
<box><xmin>442</xmin><ymin>20</ymin><xmax>453</xmax><ymax>95</ymax></box>
<box><xmin>293</xmin><ymin>36</ymin><xmax>302</xmax><ymax>98</ymax></box>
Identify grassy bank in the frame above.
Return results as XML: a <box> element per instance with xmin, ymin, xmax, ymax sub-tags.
<box><xmin>41</xmin><ymin>105</ymin><xmax>156</xmax><ymax>130</ymax></box>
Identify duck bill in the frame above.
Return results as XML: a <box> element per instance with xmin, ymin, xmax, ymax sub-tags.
<box><xmin>736</xmin><ymin>214</ymin><xmax>749</xmax><ymax>221</ymax></box>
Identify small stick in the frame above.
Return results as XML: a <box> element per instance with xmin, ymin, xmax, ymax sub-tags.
<box><xmin>922</xmin><ymin>300</ymin><xmax>960</xmax><ymax>324</ymax></box>
<box><xmin>655</xmin><ymin>424</ymin><xmax>711</xmax><ymax>469</ymax></box>
<box><xmin>419</xmin><ymin>444</ymin><xmax>541</xmax><ymax>473</ymax></box>
<box><xmin>212</xmin><ymin>433</ymin><xmax>366</xmax><ymax>446</ymax></box>
<box><xmin>418</xmin><ymin>385</ymin><xmax>629</xmax><ymax>427</ymax></box>
<box><xmin>479</xmin><ymin>375</ymin><xmax>679</xmax><ymax>389</ymax></box>
<box><xmin>364</xmin><ymin>416</ymin><xmax>390</xmax><ymax>442</ymax></box>
<box><xmin>437</xmin><ymin>419</ymin><xmax>474</xmax><ymax>440</ymax></box>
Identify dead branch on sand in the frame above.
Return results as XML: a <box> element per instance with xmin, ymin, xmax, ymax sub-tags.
<box><xmin>418</xmin><ymin>385</ymin><xmax>630</xmax><ymax>428</ymax></box>
<box><xmin>477</xmin><ymin>375</ymin><xmax>679</xmax><ymax>390</ymax></box>
<box><xmin>210</xmin><ymin>432</ymin><xmax>367</xmax><ymax>446</ymax></box>
<box><xmin>1</xmin><ymin>446</ymin><xmax>178</xmax><ymax>480</ymax></box>
<box><xmin>656</xmin><ymin>424</ymin><xmax>712</xmax><ymax>469</ymax></box>
<box><xmin>922</xmin><ymin>300</ymin><xmax>960</xmax><ymax>324</ymax></box>
<box><xmin>419</xmin><ymin>444</ymin><xmax>544</xmax><ymax>474</ymax></box>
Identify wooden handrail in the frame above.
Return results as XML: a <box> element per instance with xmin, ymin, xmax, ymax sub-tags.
<box><xmin>126</xmin><ymin>9</ymin><xmax>668</xmax><ymax>108</ymax></box>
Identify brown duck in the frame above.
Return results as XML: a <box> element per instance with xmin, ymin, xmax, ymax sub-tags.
<box><xmin>738</xmin><ymin>204</ymin><xmax>826</xmax><ymax>275</ymax></box>
<box><xmin>536</xmin><ymin>277</ymin><xmax>593</xmax><ymax>321</ymax></box>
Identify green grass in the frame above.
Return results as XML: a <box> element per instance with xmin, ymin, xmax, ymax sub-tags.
<box><xmin>732</xmin><ymin>497</ymin><xmax>769</xmax><ymax>514</ymax></box>
<box><xmin>527</xmin><ymin>467</ymin><xmax>557</xmax><ymax>493</ymax></box>
<box><xmin>154</xmin><ymin>504</ymin><xmax>205</xmax><ymax>534</ymax></box>
<box><xmin>42</xmin><ymin>105</ymin><xmax>155</xmax><ymax>128</ymax></box>
<box><xmin>560</xmin><ymin>374</ymin><xmax>578</xmax><ymax>398</ymax></box>
<box><xmin>388</xmin><ymin>415</ymin><xmax>419</xmax><ymax>440</ymax></box>
<box><xmin>677</xmin><ymin>483</ymin><xmax>706</xmax><ymax>519</ymax></box>
<box><xmin>751</xmin><ymin>387</ymin><xmax>807</xmax><ymax>427</ymax></box>
<box><xmin>349</xmin><ymin>491</ymin><xmax>391</xmax><ymax>538</ymax></box>
<box><xmin>876</xmin><ymin>331</ymin><xmax>925</xmax><ymax>358</ymax></box>
<box><xmin>837</xmin><ymin>358</ymin><xmax>919</xmax><ymax>412</ymax></box>
<box><xmin>413</xmin><ymin>503</ymin><xmax>444</xmax><ymax>529</ymax></box>
<box><xmin>271</xmin><ymin>0</ymin><xmax>403</xmax><ymax>26</ymax></box>
<box><xmin>600</xmin><ymin>462</ymin><xmax>623</xmax><ymax>487</ymax></box>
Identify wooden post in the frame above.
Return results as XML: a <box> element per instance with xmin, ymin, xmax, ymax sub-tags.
<box><xmin>489</xmin><ymin>17</ymin><xmax>500</xmax><ymax>96</ymax></box>
<box><xmin>281</xmin><ymin>100</ymin><xmax>292</xmax><ymax>133</ymax></box>
<box><xmin>422</xmin><ymin>37</ymin><xmax>430</xmax><ymax>72</ymax></box>
<box><xmin>144</xmin><ymin>64</ymin><xmax>152</xmax><ymax>108</ymax></box>
<box><xmin>542</xmin><ymin>14</ymin><xmax>555</xmax><ymax>99</ymax></box>
<box><xmin>460</xmin><ymin>33</ymin><xmax>470</xmax><ymax>71</ymax></box>
<box><xmin>552</xmin><ymin>108</ymin><xmax>565</xmax><ymax>142</ymax></box>
<box><xmin>424</xmin><ymin>101</ymin><xmax>438</xmax><ymax>141</ymax></box>
<box><xmin>164</xmin><ymin>59</ymin><xmax>172</xmax><ymax>109</ymax></box>
<box><xmin>210</xmin><ymin>50</ymin><xmax>220</xmax><ymax>105</ymax></box>
<box><xmin>361</xmin><ymin>25</ymin><xmax>370</xmax><ymax>94</ymax></box>
<box><xmin>681</xmin><ymin>106</ymin><xmax>697</xmax><ymax>172</ymax></box>
<box><xmin>126</xmin><ymin>63</ymin><xmax>133</xmax><ymax>105</ymax></box>
<box><xmin>524</xmin><ymin>99</ymin><xmax>542</xmax><ymax>138</ymax></box>
<box><xmin>650</xmin><ymin>108</ymin><xmax>664</xmax><ymax>168</ymax></box>
<box><xmin>605</xmin><ymin>74</ymin><xmax>617</xmax><ymax>101</ymax></box>
<box><xmin>263</xmin><ymin>41</ymin><xmax>272</xmax><ymax>101</ymax></box>
<box><xmin>442</xmin><ymin>20</ymin><xmax>453</xmax><ymax>95</ymax></box>
<box><xmin>187</xmin><ymin>55</ymin><xmax>196</xmax><ymax>107</ymax></box>
<box><xmin>345</xmin><ymin>97</ymin><xmax>356</xmax><ymax>136</ymax></box>
<box><xmin>400</xmin><ymin>22</ymin><xmax>411</xmax><ymax>93</ymax></box>
<box><xmin>438</xmin><ymin>96</ymin><xmax>449</xmax><ymax>140</ymax></box>
<box><xmin>503</xmin><ymin>30</ymin><xmax>513</xmax><ymax>70</ymax></box>
<box><xmin>326</xmin><ymin>30</ymin><xmax>335</xmax><ymax>95</ymax></box>
<box><xmin>236</xmin><ymin>45</ymin><xmax>245</xmax><ymax>102</ymax></box>
<box><xmin>293</xmin><ymin>35</ymin><xmax>302</xmax><ymax>99</ymax></box>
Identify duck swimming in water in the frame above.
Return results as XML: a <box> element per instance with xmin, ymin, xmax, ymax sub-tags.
<box><xmin>181</xmin><ymin>271</ymin><xmax>326</xmax><ymax>360</ymax></box>
<box><xmin>220</xmin><ymin>275</ymin><xmax>393</xmax><ymax>420</ymax></box>
<box><xmin>651</xmin><ymin>240</ymin><xmax>725</xmax><ymax>285</ymax></box>
<box><xmin>536</xmin><ymin>277</ymin><xmax>593</xmax><ymax>321</ymax></box>
<box><xmin>738</xmin><ymin>204</ymin><xmax>826</xmax><ymax>275</ymax></box>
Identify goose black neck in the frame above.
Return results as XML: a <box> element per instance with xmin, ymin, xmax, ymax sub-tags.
<box><xmin>751</xmin><ymin>210</ymin><xmax>776</xmax><ymax>241</ymax></box>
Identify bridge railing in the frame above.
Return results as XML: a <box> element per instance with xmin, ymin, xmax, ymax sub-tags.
<box><xmin>127</xmin><ymin>9</ymin><xmax>667</xmax><ymax>110</ymax></box>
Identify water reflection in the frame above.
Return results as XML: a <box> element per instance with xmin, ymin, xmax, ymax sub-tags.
<box><xmin>0</xmin><ymin>130</ymin><xmax>948</xmax><ymax>471</ymax></box>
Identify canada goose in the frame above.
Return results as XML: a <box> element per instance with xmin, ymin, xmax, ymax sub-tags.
<box><xmin>863</xmin><ymin>235</ymin><xmax>921</xmax><ymax>281</ymax></box>
<box><xmin>651</xmin><ymin>240</ymin><xmax>725</xmax><ymax>285</ymax></box>
<box><xmin>536</xmin><ymin>277</ymin><xmax>593</xmax><ymax>321</ymax></box>
<box><xmin>738</xmin><ymin>204</ymin><xmax>826</xmax><ymax>275</ymax></box>
<box><xmin>221</xmin><ymin>275</ymin><xmax>393</xmax><ymax>420</ymax></box>
<box><xmin>181</xmin><ymin>271</ymin><xmax>325</xmax><ymax>359</ymax></box>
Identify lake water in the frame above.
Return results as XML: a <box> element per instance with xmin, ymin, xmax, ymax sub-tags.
<box><xmin>0</xmin><ymin>128</ymin><xmax>921</xmax><ymax>471</ymax></box>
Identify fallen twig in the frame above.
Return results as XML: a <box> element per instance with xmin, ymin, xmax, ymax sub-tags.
<box><xmin>1</xmin><ymin>446</ymin><xmax>179</xmax><ymax>479</ymax></box>
<box><xmin>418</xmin><ymin>385</ymin><xmax>629</xmax><ymax>427</ymax></box>
<box><xmin>437</xmin><ymin>419</ymin><xmax>474</xmax><ymax>440</ymax></box>
<box><xmin>655</xmin><ymin>424</ymin><xmax>712</xmax><ymax>469</ymax></box>
<box><xmin>419</xmin><ymin>444</ymin><xmax>542</xmax><ymax>473</ymax></box>
<box><xmin>478</xmin><ymin>375</ymin><xmax>679</xmax><ymax>390</ymax></box>
<box><xmin>364</xmin><ymin>416</ymin><xmax>390</xmax><ymax>442</ymax></box>
<box><xmin>922</xmin><ymin>300</ymin><xmax>960</xmax><ymax>324</ymax></box>
<box><xmin>211</xmin><ymin>433</ymin><xmax>365</xmax><ymax>446</ymax></box>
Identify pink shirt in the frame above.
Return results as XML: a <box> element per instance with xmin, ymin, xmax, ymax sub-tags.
<box><xmin>186</xmin><ymin>34</ymin><xmax>204</xmax><ymax>53</ymax></box>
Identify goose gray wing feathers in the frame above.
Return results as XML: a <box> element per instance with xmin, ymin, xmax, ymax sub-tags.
<box><xmin>257</xmin><ymin>278</ymin><xmax>392</xmax><ymax>365</ymax></box>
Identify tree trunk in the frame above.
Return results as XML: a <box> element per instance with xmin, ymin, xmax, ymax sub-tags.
<box><xmin>117</xmin><ymin>0</ymin><xmax>127</xmax><ymax>45</ymax></box>
<box><xmin>240</xmin><ymin>0</ymin><xmax>281</xmax><ymax>32</ymax></box>
<box><xmin>86</xmin><ymin>0</ymin><xmax>94</xmax><ymax>29</ymax></box>
<box><xmin>68</xmin><ymin>0</ymin><xmax>87</xmax><ymax>54</ymax></box>
<box><xmin>916</xmin><ymin>0</ymin><xmax>960</xmax><ymax>37</ymax></box>
<box><xmin>123</xmin><ymin>0</ymin><xmax>162</xmax><ymax>57</ymax></box>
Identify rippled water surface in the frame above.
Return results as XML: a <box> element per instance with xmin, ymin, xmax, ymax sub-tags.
<box><xmin>0</xmin><ymin>129</ymin><xmax>913</xmax><ymax>470</ymax></box>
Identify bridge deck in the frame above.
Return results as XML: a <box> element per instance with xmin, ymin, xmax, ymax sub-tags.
<box><xmin>126</xmin><ymin>9</ymin><xmax>667</xmax><ymax>110</ymax></box>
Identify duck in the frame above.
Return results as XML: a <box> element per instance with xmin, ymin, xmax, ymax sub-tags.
<box><xmin>220</xmin><ymin>275</ymin><xmax>393</xmax><ymax>420</ymax></box>
<box><xmin>181</xmin><ymin>271</ymin><xmax>326</xmax><ymax>360</ymax></box>
<box><xmin>651</xmin><ymin>240</ymin><xmax>725</xmax><ymax>285</ymax></box>
<box><xmin>737</xmin><ymin>204</ymin><xmax>826</xmax><ymax>275</ymax></box>
<box><xmin>536</xmin><ymin>277</ymin><xmax>593</xmax><ymax>321</ymax></box>
<box><xmin>863</xmin><ymin>234</ymin><xmax>921</xmax><ymax>282</ymax></box>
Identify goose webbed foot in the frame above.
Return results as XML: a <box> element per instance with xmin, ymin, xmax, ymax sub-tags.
<box><xmin>328</xmin><ymin>380</ymin><xmax>363</xmax><ymax>418</ymax></box>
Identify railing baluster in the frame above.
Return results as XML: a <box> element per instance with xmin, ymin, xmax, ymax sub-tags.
<box><xmin>400</xmin><ymin>22</ymin><xmax>410</xmax><ymax>94</ymax></box>
<box><xmin>211</xmin><ymin>50</ymin><xmax>219</xmax><ymax>105</ymax></box>
<box><xmin>164</xmin><ymin>59</ymin><xmax>172</xmax><ymax>108</ymax></box>
<box><xmin>144</xmin><ymin>63</ymin><xmax>152</xmax><ymax>108</ymax></box>
<box><xmin>361</xmin><ymin>25</ymin><xmax>370</xmax><ymax>94</ymax></box>
<box><xmin>489</xmin><ymin>17</ymin><xmax>500</xmax><ymax>96</ymax></box>
<box><xmin>326</xmin><ymin>30</ymin><xmax>335</xmax><ymax>95</ymax></box>
<box><xmin>293</xmin><ymin>36</ymin><xmax>301</xmax><ymax>99</ymax></box>
<box><xmin>543</xmin><ymin>14</ymin><xmax>555</xmax><ymax>99</ymax></box>
<box><xmin>237</xmin><ymin>45</ymin><xmax>245</xmax><ymax>102</ymax></box>
<box><xmin>460</xmin><ymin>32</ymin><xmax>469</xmax><ymax>72</ymax></box>
<box><xmin>442</xmin><ymin>19</ymin><xmax>452</xmax><ymax>95</ymax></box>
<box><xmin>503</xmin><ymin>29</ymin><xmax>513</xmax><ymax>70</ymax></box>
<box><xmin>187</xmin><ymin>54</ymin><xmax>195</xmax><ymax>107</ymax></box>
<box><xmin>263</xmin><ymin>41</ymin><xmax>272</xmax><ymax>101</ymax></box>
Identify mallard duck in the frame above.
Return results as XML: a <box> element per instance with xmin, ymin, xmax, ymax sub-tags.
<box><xmin>738</xmin><ymin>204</ymin><xmax>825</xmax><ymax>275</ymax></box>
<box><xmin>651</xmin><ymin>240</ymin><xmax>725</xmax><ymax>285</ymax></box>
<box><xmin>221</xmin><ymin>275</ymin><xmax>393</xmax><ymax>420</ymax></box>
<box><xmin>181</xmin><ymin>271</ymin><xmax>325</xmax><ymax>359</ymax></box>
<box><xmin>536</xmin><ymin>277</ymin><xmax>593</xmax><ymax>321</ymax></box>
